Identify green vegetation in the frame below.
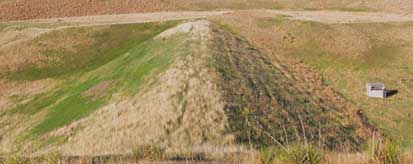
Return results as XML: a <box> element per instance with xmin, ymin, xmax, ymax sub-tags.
<box><xmin>329</xmin><ymin>7</ymin><xmax>369</xmax><ymax>12</ymax></box>
<box><xmin>277</xmin><ymin>144</ymin><xmax>324</xmax><ymax>164</ymax></box>
<box><xmin>258</xmin><ymin>147</ymin><xmax>277</xmax><ymax>164</ymax></box>
<box><xmin>1</xmin><ymin>156</ymin><xmax>27</xmax><ymax>164</ymax></box>
<box><xmin>368</xmin><ymin>141</ymin><xmax>404</xmax><ymax>164</ymax></box>
<box><xmin>4</xmin><ymin>21</ymin><xmax>190</xmax><ymax>142</ymax></box>
<box><xmin>0</xmin><ymin>23</ymin><xmax>7</xmax><ymax>31</ymax></box>
<box><xmin>287</xmin><ymin>21</ymin><xmax>413</xmax><ymax>148</ymax></box>
<box><xmin>380</xmin><ymin>142</ymin><xmax>404</xmax><ymax>164</ymax></box>
<box><xmin>42</xmin><ymin>152</ymin><xmax>62</xmax><ymax>164</ymax></box>
<box><xmin>212</xmin><ymin>26</ymin><xmax>365</xmax><ymax>150</ymax></box>
<box><xmin>9</xmin><ymin>22</ymin><xmax>177</xmax><ymax>80</ymax></box>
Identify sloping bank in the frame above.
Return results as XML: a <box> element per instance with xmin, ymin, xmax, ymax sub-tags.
<box><xmin>0</xmin><ymin>20</ymin><xmax>371</xmax><ymax>156</ymax></box>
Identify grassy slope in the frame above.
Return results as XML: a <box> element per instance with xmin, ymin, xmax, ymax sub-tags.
<box><xmin>213</xmin><ymin>12</ymin><xmax>413</xmax><ymax>148</ymax></box>
<box><xmin>284</xmin><ymin>21</ymin><xmax>413</xmax><ymax>148</ymax></box>
<box><xmin>8</xmin><ymin>23</ymin><xmax>174</xmax><ymax>80</ymax></box>
<box><xmin>1</xmin><ymin>21</ymin><xmax>179</xmax><ymax>147</ymax></box>
<box><xmin>211</xmin><ymin>25</ymin><xmax>369</xmax><ymax>151</ymax></box>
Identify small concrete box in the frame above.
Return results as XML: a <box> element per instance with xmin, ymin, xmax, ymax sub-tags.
<box><xmin>366</xmin><ymin>83</ymin><xmax>386</xmax><ymax>98</ymax></box>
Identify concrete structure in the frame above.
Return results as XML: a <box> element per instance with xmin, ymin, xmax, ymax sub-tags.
<box><xmin>366</xmin><ymin>83</ymin><xmax>386</xmax><ymax>98</ymax></box>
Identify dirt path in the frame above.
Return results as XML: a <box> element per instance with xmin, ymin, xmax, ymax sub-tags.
<box><xmin>5</xmin><ymin>11</ymin><xmax>229</xmax><ymax>26</ymax></box>
<box><xmin>5</xmin><ymin>9</ymin><xmax>413</xmax><ymax>25</ymax></box>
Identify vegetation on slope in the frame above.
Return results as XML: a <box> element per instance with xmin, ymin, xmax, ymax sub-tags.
<box><xmin>210</xmin><ymin>25</ymin><xmax>370</xmax><ymax>151</ymax></box>
<box><xmin>0</xmin><ymin>21</ymin><xmax>179</xmax><ymax>152</ymax></box>
<box><xmin>8</xmin><ymin>23</ymin><xmax>175</xmax><ymax>80</ymax></box>
<box><xmin>211</xmin><ymin>11</ymin><xmax>413</xmax><ymax>148</ymax></box>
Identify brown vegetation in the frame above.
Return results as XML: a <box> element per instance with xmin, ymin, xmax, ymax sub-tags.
<box><xmin>210</xmin><ymin>8</ymin><xmax>413</xmax><ymax>152</ymax></box>
<box><xmin>211</xmin><ymin>11</ymin><xmax>374</xmax><ymax>151</ymax></box>
<box><xmin>0</xmin><ymin>0</ymin><xmax>412</xmax><ymax>21</ymax></box>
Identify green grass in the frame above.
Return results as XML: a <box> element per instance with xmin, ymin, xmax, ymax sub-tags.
<box><xmin>285</xmin><ymin>21</ymin><xmax>412</xmax><ymax>148</ymax></box>
<box><xmin>0</xmin><ymin>23</ymin><xmax>8</xmax><ymax>31</ymax></box>
<box><xmin>329</xmin><ymin>7</ymin><xmax>370</xmax><ymax>12</ymax></box>
<box><xmin>277</xmin><ymin>144</ymin><xmax>324</xmax><ymax>164</ymax></box>
<box><xmin>302</xmin><ymin>6</ymin><xmax>369</xmax><ymax>12</ymax></box>
<box><xmin>212</xmin><ymin>27</ymin><xmax>365</xmax><ymax>150</ymax></box>
<box><xmin>29</xmin><ymin>79</ymin><xmax>109</xmax><ymax>135</ymax></box>
<box><xmin>292</xmin><ymin>42</ymin><xmax>332</xmax><ymax>70</ymax></box>
<box><xmin>26</xmin><ymin>35</ymin><xmax>186</xmax><ymax>137</ymax></box>
<box><xmin>4</xmin><ymin>21</ymin><xmax>195</xmax><ymax>140</ymax></box>
<box><xmin>7</xmin><ymin>21</ymin><xmax>183</xmax><ymax>138</ymax></box>
<box><xmin>8</xmin><ymin>22</ymin><xmax>177</xmax><ymax>81</ymax></box>
<box><xmin>216</xmin><ymin>15</ymin><xmax>413</xmax><ymax>150</ymax></box>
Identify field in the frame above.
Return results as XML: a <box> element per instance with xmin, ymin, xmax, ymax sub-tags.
<box><xmin>0</xmin><ymin>1</ymin><xmax>413</xmax><ymax>164</ymax></box>
<box><xmin>0</xmin><ymin>0</ymin><xmax>413</xmax><ymax>21</ymax></box>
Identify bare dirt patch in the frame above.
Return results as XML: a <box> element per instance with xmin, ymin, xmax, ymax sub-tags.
<box><xmin>81</xmin><ymin>81</ymin><xmax>115</xmax><ymax>100</ymax></box>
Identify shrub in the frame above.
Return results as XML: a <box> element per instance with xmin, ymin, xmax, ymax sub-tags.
<box><xmin>278</xmin><ymin>144</ymin><xmax>324</xmax><ymax>164</ymax></box>
<box><xmin>258</xmin><ymin>147</ymin><xmax>277</xmax><ymax>164</ymax></box>
<box><xmin>132</xmin><ymin>145</ymin><xmax>165</xmax><ymax>161</ymax></box>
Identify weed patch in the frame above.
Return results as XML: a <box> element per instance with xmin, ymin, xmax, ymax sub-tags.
<box><xmin>258</xmin><ymin>147</ymin><xmax>277</xmax><ymax>164</ymax></box>
<box><xmin>277</xmin><ymin>144</ymin><xmax>324</xmax><ymax>164</ymax></box>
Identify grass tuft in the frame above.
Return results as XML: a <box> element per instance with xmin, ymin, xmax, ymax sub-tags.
<box><xmin>132</xmin><ymin>145</ymin><xmax>165</xmax><ymax>161</ymax></box>
<box><xmin>369</xmin><ymin>141</ymin><xmax>404</xmax><ymax>164</ymax></box>
<box><xmin>278</xmin><ymin>144</ymin><xmax>324</xmax><ymax>164</ymax></box>
<box><xmin>43</xmin><ymin>151</ymin><xmax>62</xmax><ymax>164</ymax></box>
<box><xmin>258</xmin><ymin>147</ymin><xmax>277</xmax><ymax>164</ymax></box>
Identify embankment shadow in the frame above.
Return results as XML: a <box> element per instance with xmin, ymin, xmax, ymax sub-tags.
<box><xmin>385</xmin><ymin>89</ymin><xmax>398</xmax><ymax>98</ymax></box>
